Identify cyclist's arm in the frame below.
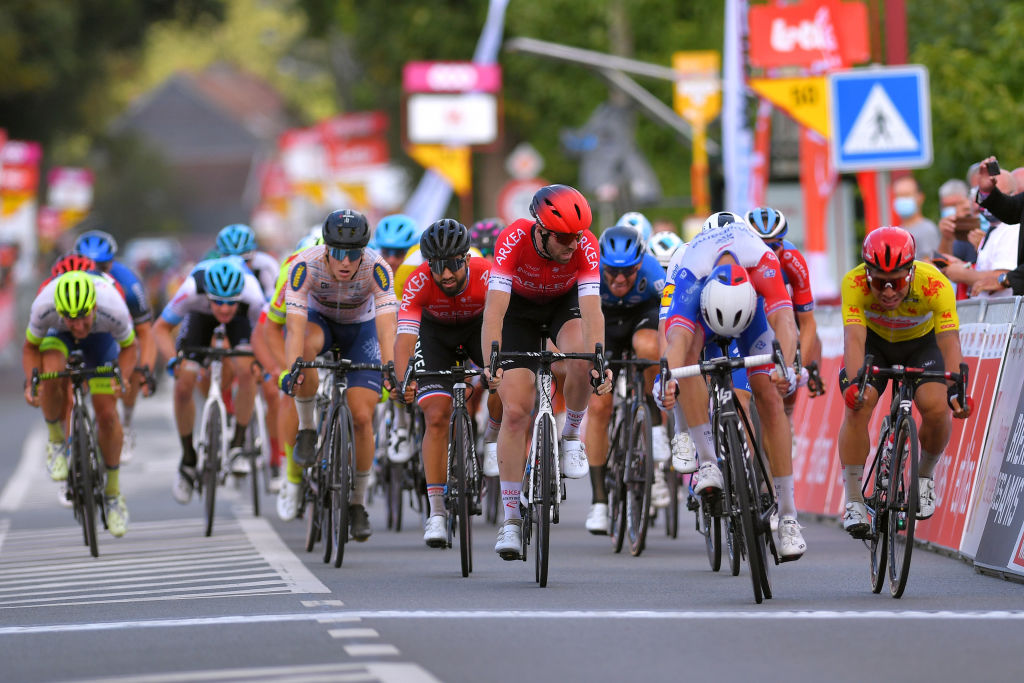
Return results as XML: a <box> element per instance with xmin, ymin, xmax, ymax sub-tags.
<box><xmin>134</xmin><ymin>320</ymin><xmax>157</xmax><ymax>370</ymax></box>
<box><xmin>579</xmin><ymin>293</ymin><xmax>606</xmax><ymax>353</ymax></box>
<box><xmin>796</xmin><ymin>310</ymin><xmax>822</xmax><ymax>366</ymax></box>
<box><xmin>394</xmin><ymin>333</ymin><xmax>416</xmax><ymax>387</ymax></box>
<box><xmin>116</xmin><ymin>340</ymin><xmax>137</xmax><ymax>389</ymax></box>
<box><xmin>374</xmin><ymin>309</ymin><xmax>397</xmax><ymax>368</ymax></box>
<box><xmin>842</xmin><ymin>323</ymin><xmax>867</xmax><ymax>380</ymax></box>
<box><xmin>283</xmin><ymin>310</ymin><xmax>307</xmax><ymax>367</ymax></box>
<box><xmin>935</xmin><ymin>330</ymin><xmax>965</xmax><ymax>375</ymax></box>
<box><xmin>482</xmin><ymin>288</ymin><xmax>510</xmax><ymax>359</ymax></box>
<box><xmin>766</xmin><ymin>307</ymin><xmax>798</xmax><ymax>367</ymax></box>
<box><xmin>21</xmin><ymin>337</ymin><xmax>40</xmax><ymax>386</ymax></box>
<box><xmin>255</xmin><ymin>316</ymin><xmax>286</xmax><ymax>378</ymax></box>
<box><xmin>152</xmin><ymin>317</ymin><xmax>179</xmax><ymax>366</ymax></box>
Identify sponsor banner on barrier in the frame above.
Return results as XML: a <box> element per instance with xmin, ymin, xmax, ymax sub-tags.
<box><xmin>963</xmin><ymin>306</ymin><xmax>1024</xmax><ymax>557</ymax></box>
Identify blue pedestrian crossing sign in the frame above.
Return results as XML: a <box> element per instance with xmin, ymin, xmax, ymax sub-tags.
<box><xmin>828</xmin><ymin>65</ymin><xmax>931</xmax><ymax>172</ymax></box>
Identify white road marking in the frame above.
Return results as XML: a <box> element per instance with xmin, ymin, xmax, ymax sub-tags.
<box><xmin>236</xmin><ymin>516</ymin><xmax>328</xmax><ymax>594</ymax></box>
<box><xmin>5</xmin><ymin>609</ymin><xmax>1024</xmax><ymax>635</ymax></box>
<box><xmin>59</xmin><ymin>662</ymin><xmax>442</xmax><ymax>683</ymax></box>
<box><xmin>302</xmin><ymin>599</ymin><xmax>345</xmax><ymax>607</ymax></box>
<box><xmin>344</xmin><ymin>644</ymin><xmax>400</xmax><ymax>656</ymax></box>
<box><xmin>0</xmin><ymin>425</ymin><xmax>46</xmax><ymax>511</ymax></box>
<box><xmin>329</xmin><ymin>628</ymin><xmax>380</xmax><ymax>639</ymax></box>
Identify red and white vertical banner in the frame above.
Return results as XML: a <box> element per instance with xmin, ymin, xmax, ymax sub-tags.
<box><xmin>799</xmin><ymin>127</ymin><xmax>838</xmax><ymax>301</ymax></box>
<box><xmin>0</xmin><ymin>140</ymin><xmax>42</xmax><ymax>287</ymax></box>
<box><xmin>748</xmin><ymin>100</ymin><xmax>773</xmax><ymax>208</ymax></box>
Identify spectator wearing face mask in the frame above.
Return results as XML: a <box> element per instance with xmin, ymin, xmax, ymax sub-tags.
<box><xmin>891</xmin><ymin>175</ymin><xmax>940</xmax><ymax>259</ymax></box>
<box><xmin>936</xmin><ymin>179</ymin><xmax>978</xmax><ymax>264</ymax></box>
<box><xmin>944</xmin><ymin>163</ymin><xmax>1020</xmax><ymax>298</ymax></box>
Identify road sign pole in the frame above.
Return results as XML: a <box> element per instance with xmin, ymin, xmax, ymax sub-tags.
<box><xmin>876</xmin><ymin>170</ymin><xmax>891</xmax><ymax>227</ymax></box>
<box><xmin>691</xmin><ymin>122</ymin><xmax>710</xmax><ymax>217</ymax></box>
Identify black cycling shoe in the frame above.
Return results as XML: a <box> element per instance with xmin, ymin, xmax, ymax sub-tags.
<box><xmin>348</xmin><ymin>504</ymin><xmax>373</xmax><ymax>542</ymax></box>
<box><xmin>293</xmin><ymin>429</ymin><xmax>316</xmax><ymax>466</ymax></box>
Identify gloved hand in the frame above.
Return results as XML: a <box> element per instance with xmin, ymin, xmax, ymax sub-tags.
<box><xmin>166</xmin><ymin>357</ymin><xmax>179</xmax><ymax>379</ymax></box>
<box><xmin>844</xmin><ymin>383</ymin><xmax>864</xmax><ymax>410</ymax></box>
<box><xmin>278</xmin><ymin>369</ymin><xmax>296</xmax><ymax>395</ymax></box>
<box><xmin>947</xmin><ymin>383</ymin><xmax>973</xmax><ymax>418</ymax></box>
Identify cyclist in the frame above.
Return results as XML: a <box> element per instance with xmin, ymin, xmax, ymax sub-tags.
<box><xmin>583</xmin><ymin>225</ymin><xmax>668</xmax><ymax>534</ymax></box>
<box><xmin>746</xmin><ymin>207</ymin><xmax>823</xmax><ymax>412</ymax></box>
<box><xmin>659</xmin><ymin>219</ymin><xmax>808</xmax><ymax>560</ymax></box>
<box><xmin>276</xmin><ymin>209</ymin><xmax>398</xmax><ymax>542</ymax></box>
<box><xmin>394</xmin><ymin>219</ymin><xmax>500</xmax><ymax>547</ymax></box>
<box><xmin>215</xmin><ymin>223</ymin><xmax>280</xmax><ymax>299</ymax></box>
<box><xmin>482</xmin><ymin>184</ymin><xmax>613</xmax><ymax>560</ymax></box>
<box><xmin>74</xmin><ymin>230</ymin><xmax>156</xmax><ymax>464</ymax></box>
<box><xmin>23</xmin><ymin>271</ymin><xmax>138</xmax><ymax>537</ymax></box>
<box><xmin>647</xmin><ymin>231</ymin><xmax>684</xmax><ymax>269</ymax></box>
<box><xmin>617</xmin><ymin>211</ymin><xmax>653</xmax><ymax>244</ymax></box>
<box><xmin>154</xmin><ymin>258</ymin><xmax>266</xmax><ymax>504</ymax></box>
<box><xmin>375</xmin><ymin>213</ymin><xmax>420</xmax><ymax>296</ymax></box>
<box><xmin>469</xmin><ymin>218</ymin><xmax>506</xmax><ymax>478</ymax></box>
<box><xmin>837</xmin><ymin>226</ymin><xmax>971</xmax><ymax>537</ymax></box>
<box><xmin>469</xmin><ymin>218</ymin><xmax>505</xmax><ymax>260</ymax></box>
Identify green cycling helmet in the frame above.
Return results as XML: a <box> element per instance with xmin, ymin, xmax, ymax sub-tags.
<box><xmin>54</xmin><ymin>271</ymin><xmax>97</xmax><ymax>319</ymax></box>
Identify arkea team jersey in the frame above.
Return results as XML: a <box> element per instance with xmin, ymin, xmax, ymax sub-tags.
<box><xmin>160</xmin><ymin>257</ymin><xmax>265</xmax><ymax>328</ymax></box>
<box><xmin>26</xmin><ymin>275</ymin><xmax>135</xmax><ymax>348</ymax></box>
<box><xmin>284</xmin><ymin>245</ymin><xmax>397</xmax><ymax>324</ymax></box>
<box><xmin>841</xmin><ymin>260</ymin><xmax>958</xmax><ymax>343</ymax></box>
<box><xmin>773</xmin><ymin>240</ymin><xmax>815</xmax><ymax>313</ymax></box>
<box><xmin>397</xmin><ymin>257</ymin><xmax>491</xmax><ymax>335</ymax></box>
<box><xmin>394</xmin><ymin>244</ymin><xmax>485</xmax><ymax>299</ymax></box>
<box><xmin>664</xmin><ymin>223</ymin><xmax>792</xmax><ymax>334</ymax></box>
<box><xmin>488</xmin><ymin>218</ymin><xmax>600</xmax><ymax>303</ymax></box>
<box><xmin>600</xmin><ymin>253</ymin><xmax>666</xmax><ymax>308</ymax></box>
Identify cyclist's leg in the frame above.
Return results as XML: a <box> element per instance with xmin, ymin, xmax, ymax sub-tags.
<box><xmin>910</xmin><ymin>338</ymin><xmax>953</xmax><ymax>519</ymax></box>
<box><xmin>496</xmin><ymin>368</ymin><xmax>534</xmax><ymax>521</ymax></box>
<box><xmin>290</xmin><ymin>313</ymin><xmax>326</xmax><ymax>465</ymax></box>
<box><xmin>37</xmin><ymin>339</ymin><xmax>71</xmax><ymax>478</ymax></box>
<box><xmin>836</xmin><ymin>367</ymin><xmax>883</xmax><ymax>535</ymax></box>
<box><xmin>224</xmin><ymin>316</ymin><xmax>257</xmax><ymax>450</ymax></box>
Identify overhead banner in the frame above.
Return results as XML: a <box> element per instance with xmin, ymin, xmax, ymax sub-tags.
<box><xmin>748</xmin><ymin>0</ymin><xmax>869</xmax><ymax>70</ymax></box>
<box><xmin>406</xmin><ymin>144</ymin><xmax>471</xmax><ymax>196</ymax></box>
<box><xmin>748</xmin><ymin>76</ymin><xmax>829</xmax><ymax>138</ymax></box>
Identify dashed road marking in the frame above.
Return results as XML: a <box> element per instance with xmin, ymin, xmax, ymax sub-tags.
<box><xmin>344</xmin><ymin>644</ymin><xmax>401</xmax><ymax>657</ymax></box>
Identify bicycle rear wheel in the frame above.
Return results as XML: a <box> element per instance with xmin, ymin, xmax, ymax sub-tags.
<box><xmin>665</xmin><ymin>464</ymin><xmax>680</xmax><ymax>539</ymax></box>
<box><xmin>303</xmin><ymin>477</ymin><xmax>320</xmax><ymax>553</ymax></box>
<box><xmin>606</xmin><ymin>416</ymin><xmax>627</xmax><ymax>552</ymax></box>
<box><xmin>725</xmin><ymin>417</ymin><xmax>764</xmax><ymax>604</ymax></box>
<box><xmin>332</xmin><ymin>408</ymin><xmax>354</xmax><ymax>568</ymax></box>
<box><xmin>699</xmin><ymin>495</ymin><xmax>722</xmax><ymax>572</ymax></box>
<box><xmin>202</xmin><ymin>402</ymin><xmax>225</xmax><ymax>537</ymax></box>
<box><xmin>320</xmin><ymin>418</ymin><xmax>335</xmax><ymax>564</ymax></box>
<box><xmin>454</xmin><ymin>411</ymin><xmax>474</xmax><ymax>577</ymax></box>
<box><xmin>535</xmin><ymin>413</ymin><xmax>555</xmax><ymax>587</ymax></box>
<box><xmin>887</xmin><ymin>415</ymin><xmax>918</xmax><ymax>598</ymax></box>
<box><xmin>625</xmin><ymin>403</ymin><xmax>653</xmax><ymax>556</ymax></box>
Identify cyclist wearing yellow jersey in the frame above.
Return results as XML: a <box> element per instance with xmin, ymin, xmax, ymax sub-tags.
<box><xmin>838</xmin><ymin>227</ymin><xmax>972</xmax><ymax>537</ymax></box>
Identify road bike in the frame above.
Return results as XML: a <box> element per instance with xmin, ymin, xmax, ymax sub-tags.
<box><xmin>179</xmin><ymin>329</ymin><xmax>256</xmax><ymax>536</ymax></box>
<box><xmin>376</xmin><ymin>399</ymin><xmax>426</xmax><ymax>533</ymax></box>
<box><xmin>604</xmin><ymin>353</ymin><xmax>657</xmax><ymax>556</ymax></box>
<box><xmin>661</xmin><ymin>340</ymin><xmax>786</xmax><ymax>604</ymax></box>
<box><xmin>404</xmin><ymin>351</ymin><xmax>483</xmax><ymax>577</ymax></box>
<box><xmin>33</xmin><ymin>351</ymin><xmax>120</xmax><ymax>557</ymax></box>
<box><xmin>490</xmin><ymin>340</ymin><xmax>605</xmax><ymax>588</ymax></box>
<box><xmin>286</xmin><ymin>350</ymin><xmax>382</xmax><ymax>567</ymax></box>
<box><xmin>854</xmin><ymin>357</ymin><xmax>967</xmax><ymax>598</ymax></box>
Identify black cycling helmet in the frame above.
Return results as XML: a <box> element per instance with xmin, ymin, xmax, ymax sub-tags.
<box><xmin>322</xmin><ymin>209</ymin><xmax>371</xmax><ymax>249</ymax></box>
<box><xmin>421</xmin><ymin>219</ymin><xmax>471</xmax><ymax>260</ymax></box>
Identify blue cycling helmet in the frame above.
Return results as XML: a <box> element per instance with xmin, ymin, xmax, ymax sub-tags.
<box><xmin>203</xmin><ymin>258</ymin><xmax>246</xmax><ymax>300</ymax></box>
<box><xmin>74</xmin><ymin>230</ymin><xmax>118</xmax><ymax>263</ymax></box>
<box><xmin>745</xmin><ymin>207</ymin><xmax>788</xmax><ymax>240</ymax></box>
<box><xmin>616</xmin><ymin>212</ymin><xmax>652</xmax><ymax>243</ymax></box>
<box><xmin>216</xmin><ymin>224</ymin><xmax>257</xmax><ymax>256</ymax></box>
<box><xmin>374</xmin><ymin>214</ymin><xmax>419</xmax><ymax>250</ymax></box>
<box><xmin>599</xmin><ymin>225</ymin><xmax>645</xmax><ymax>268</ymax></box>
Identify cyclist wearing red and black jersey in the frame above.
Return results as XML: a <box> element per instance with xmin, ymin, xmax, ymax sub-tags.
<box><xmin>482</xmin><ymin>184</ymin><xmax>613</xmax><ymax>561</ymax></box>
<box><xmin>660</xmin><ymin>219</ymin><xmax>807</xmax><ymax>560</ymax></box>
<box><xmin>275</xmin><ymin>210</ymin><xmax>397</xmax><ymax>542</ymax></box>
<box><xmin>394</xmin><ymin>219</ymin><xmax>502</xmax><ymax>548</ymax></box>
<box><xmin>838</xmin><ymin>226</ymin><xmax>971</xmax><ymax>537</ymax></box>
<box><xmin>746</xmin><ymin>207</ymin><xmax>823</xmax><ymax>410</ymax></box>
<box><xmin>583</xmin><ymin>225</ymin><xmax>668</xmax><ymax>534</ymax></box>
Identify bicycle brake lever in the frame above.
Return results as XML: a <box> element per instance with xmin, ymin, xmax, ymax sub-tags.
<box><xmin>590</xmin><ymin>343</ymin><xmax>605</xmax><ymax>390</ymax></box>
<box><xmin>488</xmin><ymin>341</ymin><xmax>500</xmax><ymax>394</ymax></box>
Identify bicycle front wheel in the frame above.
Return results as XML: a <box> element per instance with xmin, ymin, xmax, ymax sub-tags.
<box><xmin>454</xmin><ymin>411</ymin><xmax>474</xmax><ymax>577</ymax></box>
<box><xmin>887</xmin><ymin>414</ymin><xmax>919</xmax><ymax>598</ymax></box>
<box><xmin>606</xmin><ymin>415</ymin><xmax>627</xmax><ymax>552</ymax></box>
<box><xmin>725</xmin><ymin>417</ymin><xmax>765</xmax><ymax>604</ymax></box>
<box><xmin>535</xmin><ymin>413</ymin><xmax>555</xmax><ymax>587</ymax></box>
<box><xmin>73</xmin><ymin>404</ymin><xmax>100</xmax><ymax>557</ymax></box>
<box><xmin>202</xmin><ymin>402</ymin><xmax>225</xmax><ymax>537</ymax></box>
<box><xmin>625</xmin><ymin>402</ymin><xmax>654</xmax><ymax>557</ymax></box>
<box><xmin>699</xmin><ymin>495</ymin><xmax>722</xmax><ymax>572</ymax></box>
<box><xmin>332</xmin><ymin>407</ymin><xmax>354</xmax><ymax>568</ymax></box>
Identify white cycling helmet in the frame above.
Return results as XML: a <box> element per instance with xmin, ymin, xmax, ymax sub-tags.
<box><xmin>700</xmin><ymin>263</ymin><xmax>758</xmax><ymax>338</ymax></box>
<box><xmin>701</xmin><ymin>211</ymin><xmax>745</xmax><ymax>232</ymax></box>
<box><xmin>617</xmin><ymin>211</ymin><xmax>653</xmax><ymax>243</ymax></box>
<box><xmin>647</xmin><ymin>232</ymin><xmax>684</xmax><ymax>268</ymax></box>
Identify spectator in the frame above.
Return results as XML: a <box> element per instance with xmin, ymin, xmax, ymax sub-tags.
<box><xmin>936</xmin><ymin>179</ymin><xmax>978</xmax><ymax>264</ymax></box>
<box><xmin>1011</xmin><ymin>166</ymin><xmax>1024</xmax><ymax>191</ymax></box>
<box><xmin>944</xmin><ymin>167</ymin><xmax>1019</xmax><ymax>299</ymax></box>
<box><xmin>892</xmin><ymin>175</ymin><xmax>940</xmax><ymax>259</ymax></box>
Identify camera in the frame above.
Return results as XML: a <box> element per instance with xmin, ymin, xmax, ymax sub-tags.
<box><xmin>986</xmin><ymin>159</ymin><xmax>1000</xmax><ymax>176</ymax></box>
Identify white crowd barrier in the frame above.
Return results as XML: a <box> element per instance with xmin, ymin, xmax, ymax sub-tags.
<box><xmin>792</xmin><ymin>297</ymin><xmax>1024</xmax><ymax>580</ymax></box>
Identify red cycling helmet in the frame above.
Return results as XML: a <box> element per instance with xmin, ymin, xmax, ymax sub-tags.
<box><xmin>862</xmin><ymin>226</ymin><xmax>916</xmax><ymax>273</ymax></box>
<box><xmin>529</xmin><ymin>184</ymin><xmax>592</xmax><ymax>234</ymax></box>
<box><xmin>51</xmin><ymin>253</ymin><xmax>97</xmax><ymax>278</ymax></box>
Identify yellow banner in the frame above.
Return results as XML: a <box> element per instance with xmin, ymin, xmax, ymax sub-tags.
<box><xmin>748</xmin><ymin>76</ymin><xmax>829</xmax><ymax>139</ymax></box>
<box><xmin>407</xmin><ymin>144</ymin><xmax>471</xmax><ymax>196</ymax></box>
<box><xmin>673</xmin><ymin>51</ymin><xmax>721</xmax><ymax>126</ymax></box>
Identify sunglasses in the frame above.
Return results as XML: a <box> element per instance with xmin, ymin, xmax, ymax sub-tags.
<box><xmin>428</xmin><ymin>257</ymin><xmax>466</xmax><ymax>276</ymax></box>
<box><xmin>380</xmin><ymin>247</ymin><xmax>406</xmax><ymax>259</ymax></box>
<box><xmin>605</xmin><ymin>264</ymin><xmax>639</xmax><ymax>278</ymax></box>
<box><xmin>542</xmin><ymin>229</ymin><xmax>583</xmax><ymax>246</ymax></box>
<box><xmin>867</xmin><ymin>269</ymin><xmax>913</xmax><ymax>293</ymax></box>
<box><xmin>329</xmin><ymin>247</ymin><xmax>364</xmax><ymax>262</ymax></box>
<box><xmin>208</xmin><ymin>298</ymin><xmax>239</xmax><ymax>307</ymax></box>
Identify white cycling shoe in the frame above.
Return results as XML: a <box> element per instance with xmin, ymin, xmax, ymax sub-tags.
<box><xmin>917</xmin><ymin>477</ymin><xmax>936</xmax><ymax>520</ymax></box>
<box><xmin>423</xmin><ymin>514</ymin><xmax>448</xmax><ymax>548</ymax></box>
<box><xmin>777</xmin><ymin>517</ymin><xmax>806</xmax><ymax>560</ymax></box>
<box><xmin>276</xmin><ymin>480</ymin><xmax>301</xmax><ymax>521</ymax></box>
<box><xmin>671</xmin><ymin>432</ymin><xmax>698</xmax><ymax>474</ymax></box>
<box><xmin>482</xmin><ymin>441</ymin><xmax>499</xmax><ymax>477</ymax></box>
<box><xmin>494</xmin><ymin>519</ymin><xmax>523</xmax><ymax>560</ymax></box>
<box><xmin>559</xmin><ymin>437</ymin><xmax>589</xmax><ymax>479</ymax></box>
<box><xmin>585</xmin><ymin>502</ymin><xmax>609</xmax><ymax>535</ymax></box>
<box><xmin>691</xmin><ymin>462</ymin><xmax>724</xmax><ymax>493</ymax></box>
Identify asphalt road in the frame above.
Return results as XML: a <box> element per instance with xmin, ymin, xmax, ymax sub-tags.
<box><xmin>0</xmin><ymin>378</ymin><xmax>1021</xmax><ymax>683</ymax></box>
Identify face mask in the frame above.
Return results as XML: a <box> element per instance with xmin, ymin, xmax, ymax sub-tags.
<box><xmin>940</xmin><ymin>206</ymin><xmax>956</xmax><ymax>219</ymax></box>
<box><xmin>893</xmin><ymin>196</ymin><xmax>918</xmax><ymax>219</ymax></box>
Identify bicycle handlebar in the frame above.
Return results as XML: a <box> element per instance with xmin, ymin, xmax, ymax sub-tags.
<box><xmin>32</xmin><ymin>363</ymin><xmax>121</xmax><ymax>397</ymax></box>
<box><xmin>178</xmin><ymin>345</ymin><xmax>254</xmax><ymax>364</ymax></box>
<box><xmin>855</xmin><ymin>356</ymin><xmax>968</xmax><ymax>405</ymax></box>
<box><xmin>487</xmin><ymin>342</ymin><xmax>606</xmax><ymax>392</ymax></box>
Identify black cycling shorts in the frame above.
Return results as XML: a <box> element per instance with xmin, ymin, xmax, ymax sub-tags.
<box><xmin>414</xmin><ymin>316</ymin><xmax>484</xmax><ymax>401</ymax></box>
<box><xmin>499</xmin><ymin>290</ymin><xmax>581</xmax><ymax>371</ymax></box>
<box><xmin>837</xmin><ymin>329</ymin><xmax>946</xmax><ymax>395</ymax></box>
<box><xmin>176</xmin><ymin>309</ymin><xmax>252</xmax><ymax>359</ymax></box>
<box><xmin>603</xmin><ymin>299</ymin><xmax>660</xmax><ymax>360</ymax></box>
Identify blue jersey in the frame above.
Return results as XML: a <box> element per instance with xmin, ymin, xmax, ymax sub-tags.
<box><xmin>108</xmin><ymin>260</ymin><xmax>152</xmax><ymax>325</ymax></box>
<box><xmin>599</xmin><ymin>254</ymin><xmax>665</xmax><ymax>308</ymax></box>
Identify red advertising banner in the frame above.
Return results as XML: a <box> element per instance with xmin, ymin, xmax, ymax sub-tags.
<box><xmin>324</xmin><ymin>137</ymin><xmax>389</xmax><ymax>172</ymax></box>
<box><xmin>749</xmin><ymin>1</ymin><xmax>869</xmax><ymax>70</ymax></box>
<box><xmin>317</xmin><ymin>111</ymin><xmax>388</xmax><ymax>142</ymax></box>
